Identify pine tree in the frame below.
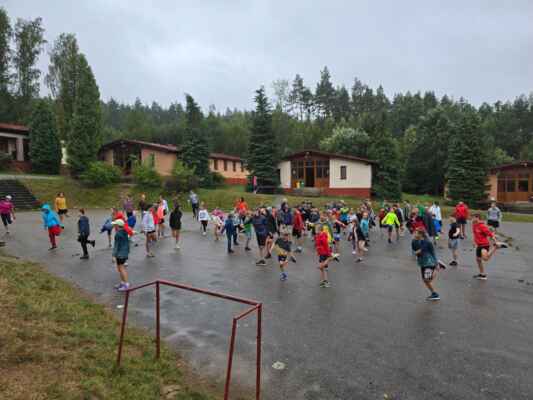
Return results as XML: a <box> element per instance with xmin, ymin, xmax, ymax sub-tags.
<box><xmin>315</xmin><ymin>66</ymin><xmax>336</xmax><ymax>119</ymax></box>
<box><xmin>46</xmin><ymin>33</ymin><xmax>80</xmax><ymax>141</ymax></box>
<box><xmin>182</xmin><ymin>94</ymin><xmax>210</xmax><ymax>184</ymax></box>
<box><xmin>67</xmin><ymin>54</ymin><xmax>102</xmax><ymax>176</ymax></box>
<box><xmin>29</xmin><ymin>99</ymin><xmax>62</xmax><ymax>174</ymax></box>
<box><xmin>247</xmin><ymin>87</ymin><xmax>277</xmax><ymax>187</ymax></box>
<box><xmin>368</xmin><ymin>130</ymin><xmax>402</xmax><ymax>200</ymax></box>
<box><xmin>446</xmin><ymin>103</ymin><xmax>489</xmax><ymax>206</ymax></box>
<box><xmin>0</xmin><ymin>7</ymin><xmax>13</xmax><ymax>121</ymax></box>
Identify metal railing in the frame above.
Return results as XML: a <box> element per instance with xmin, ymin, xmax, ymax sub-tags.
<box><xmin>116</xmin><ymin>279</ymin><xmax>262</xmax><ymax>400</ymax></box>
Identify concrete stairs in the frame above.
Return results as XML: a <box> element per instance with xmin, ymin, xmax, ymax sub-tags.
<box><xmin>0</xmin><ymin>179</ymin><xmax>41</xmax><ymax>210</ymax></box>
<box><xmin>290</xmin><ymin>187</ymin><xmax>323</xmax><ymax>197</ymax></box>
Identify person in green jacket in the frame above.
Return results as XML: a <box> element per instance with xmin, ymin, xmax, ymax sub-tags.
<box><xmin>381</xmin><ymin>205</ymin><xmax>401</xmax><ymax>244</ymax></box>
<box><xmin>112</xmin><ymin>219</ymin><xmax>130</xmax><ymax>292</ymax></box>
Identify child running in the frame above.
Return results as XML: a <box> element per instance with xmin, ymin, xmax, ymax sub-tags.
<box><xmin>198</xmin><ymin>203</ymin><xmax>210</xmax><ymax>236</ymax></box>
<box><xmin>270</xmin><ymin>229</ymin><xmax>296</xmax><ymax>281</ymax></box>
<box><xmin>486</xmin><ymin>201</ymin><xmax>502</xmax><ymax>234</ymax></box>
<box><xmin>448</xmin><ymin>216</ymin><xmax>460</xmax><ymax>266</ymax></box>
<box><xmin>0</xmin><ymin>195</ymin><xmax>15</xmax><ymax>234</ymax></box>
<box><xmin>221</xmin><ymin>212</ymin><xmax>237</xmax><ymax>253</ymax></box>
<box><xmin>41</xmin><ymin>204</ymin><xmax>61</xmax><ymax>250</ymax></box>
<box><xmin>243</xmin><ymin>210</ymin><xmax>253</xmax><ymax>251</ymax></box>
<box><xmin>472</xmin><ymin>213</ymin><xmax>507</xmax><ymax>280</ymax></box>
<box><xmin>100</xmin><ymin>210</ymin><xmax>114</xmax><ymax>247</ymax></box>
<box><xmin>169</xmin><ymin>203</ymin><xmax>182</xmax><ymax>249</ymax></box>
<box><xmin>112</xmin><ymin>219</ymin><xmax>130</xmax><ymax>292</ymax></box>
<box><xmin>54</xmin><ymin>192</ymin><xmax>68</xmax><ymax>228</ymax></box>
<box><xmin>411</xmin><ymin>227</ymin><xmax>445</xmax><ymax>301</ymax></box>
<box><xmin>292</xmin><ymin>207</ymin><xmax>304</xmax><ymax>253</ymax></box>
<box><xmin>77</xmin><ymin>209</ymin><xmax>95</xmax><ymax>259</ymax></box>
<box><xmin>381</xmin><ymin>206</ymin><xmax>400</xmax><ymax>243</ymax></box>
<box><xmin>142</xmin><ymin>205</ymin><xmax>157</xmax><ymax>257</ymax></box>
<box><xmin>314</xmin><ymin>223</ymin><xmax>339</xmax><ymax>288</ymax></box>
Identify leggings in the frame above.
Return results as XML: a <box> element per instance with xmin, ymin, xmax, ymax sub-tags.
<box><xmin>48</xmin><ymin>228</ymin><xmax>57</xmax><ymax>247</ymax></box>
<box><xmin>201</xmin><ymin>220</ymin><xmax>208</xmax><ymax>232</ymax></box>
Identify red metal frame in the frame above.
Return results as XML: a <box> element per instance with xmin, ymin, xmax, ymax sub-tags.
<box><xmin>116</xmin><ymin>279</ymin><xmax>262</xmax><ymax>400</ymax></box>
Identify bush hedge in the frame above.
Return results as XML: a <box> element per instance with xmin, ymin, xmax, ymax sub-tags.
<box><xmin>80</xmin><ymin>161</ymin><xmax>122</xmax><ymax>187</ymax></box>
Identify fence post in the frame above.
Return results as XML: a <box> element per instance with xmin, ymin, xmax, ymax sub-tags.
<box><xmin>116</xmin><ymin>291</ymin><xmax>130</xmax><ymax>366</ymax></box>
<box><xmin>223</xmin><ymin>318</ymin><xmax>238</xmax><ymax>400</ymax></box>
<box><xmin>256</xmin><ymin>304</ymin><xmax>262</xmax><ymax>400</ymax></box>
<box><xmin>156</xmin><ymin>281</ymin><xmax>161</xmax><ymax>359</ymax></box>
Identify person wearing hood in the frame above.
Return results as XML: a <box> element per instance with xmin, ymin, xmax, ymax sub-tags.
<box><xmin>42</xmin><ymin>204</ymin><xmax>61</xmax><ymax>250</ymax></box>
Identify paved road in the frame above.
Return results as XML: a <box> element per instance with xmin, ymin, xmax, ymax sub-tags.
<box><xmin>3</xmin><ymin>210</ymin><xmax>533</xmax><ymax>399</ymax></box>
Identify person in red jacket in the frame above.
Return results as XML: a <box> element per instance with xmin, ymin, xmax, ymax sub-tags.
<box><xmin>472</xmin><ymin>213</ymin><xmax>507</xmax><ymax>280</ymax></box>
<box><xmin>314</xmin><ymin>223</ymin><xmax>339</xmax><ymax>288</ymax></box>
<box><xmin>292</xmin><ymin>207</ymin><xmax>304</xmax><ymax>253</ymax></box>
<box><xmin>454</xmin><ymin>201</ymin><xmax>469</xmax><ymax>239</ymax></box>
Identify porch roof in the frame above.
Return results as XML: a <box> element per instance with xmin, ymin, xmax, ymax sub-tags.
<box><xmin>0</xmin><ymin>123</ymin><xmax>29</xmax><ymax>135</ymax></box>
<box><xmin>281</xmin><ymin>149</ymin><xmax>377</xmax><ymax>165</ymax></box>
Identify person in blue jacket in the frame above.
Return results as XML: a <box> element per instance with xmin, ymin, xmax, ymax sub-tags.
<box><xmin>221</xmin><ymin>213</ymin><xmax>237</xmax><ymax>253</ymax></box>
<box><xmin>112</xmin><ymin>219</ymin><xmax>130</xmax><ymax>291</ymax></box>
<box><xmin>41</xmin><ymin>204</ymin><xmax>61</xmax><ymax>250</ymax></box>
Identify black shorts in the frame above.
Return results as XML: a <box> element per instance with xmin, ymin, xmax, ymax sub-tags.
<box><xmin>1</xmin><ymin>213</ymin><xmax>12</xmax><ymax>226</ymax></box>
<box><xmin>256</xmin><ymin>234</ymin><xmax>267</xmax><ymax>247</ymax></box>
<box><xmin>420</xmin><ymin>266</ymin><xmax>435</xmax><ymax>281</ymax></box>
<box><xmin>387</xmin><ymin>225</ymin><xmax>394</xmax><ymax>233</ymax></box>
<box><xmin>116</xmin><ymin>257</ymin><xmax>128</xmax><ymax>266</ymax></box>
<box><xmin>58</xmin><ymin>209</ymin><xmax>68</xmax><ymax>215</ymax></box>
<box><xmin>487</xmin><ymin>220</ymin><xmax>499</xmax><ymax>228</ymax></box>
<box><xmin>159</xmin><ymin>218</ymin><xmax>165</xmax><ymax>224</ymax></box>
<box><xmin>292</xmin><ymin>228</ymin><xmax>302</xmax><ymax>239</ymax></box>
<box><xmin>476</xmin><ymin>245</ymin><xmax>490</xmax><ymax>258</ymax></box>
<box><xmin>457</xmin><ymin>217</ymin><xmax>467</xmax><ymax>225</ymax></box>
<box><xmin>278</xmin><ymin>255</ymin><xmax>287</xmax><ymax>263</ymax></box>
<box><xmin>171</xmin><ymin>224</ymin><xmax>181</xmax><ymax>231</ymax></box>
<box><xmin>318</xmin><ymin>255</ymin><xmax>330</xmax><ymax>267</ymax></box>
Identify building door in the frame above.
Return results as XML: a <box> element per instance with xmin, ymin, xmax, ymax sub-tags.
<box><xmin>305</xmin><ymin>160</ymin><xmax>315</xmax><ymax>187</ymax></box>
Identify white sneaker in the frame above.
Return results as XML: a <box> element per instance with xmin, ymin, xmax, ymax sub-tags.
<box><xmin>175</xmin><ymin>244</ymin><xmax>180</xmax><ymax>249</ymax></box>
<box><xmin>202</xmin><ymin>232</ymin><xmax>207</xmax><ymax>236</ymax></box>
<box><xmin>352</xmin><ymin>250</ymin><xmax>357</xmax><ymax>255</ymax></box>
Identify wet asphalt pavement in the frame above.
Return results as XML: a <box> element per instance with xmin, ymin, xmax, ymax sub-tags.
<box><xmin>3</xmin><ymin>210</ymin><xmax>533</xmax><ymax>400</ymax></box>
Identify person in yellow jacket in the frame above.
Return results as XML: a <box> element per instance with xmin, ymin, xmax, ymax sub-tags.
<box><xmin>381</xmin><ymin>205</ymin><xmax>400</xmax><ymax>244</ymax></box>
<box><xmin>54</xmin><ymin>192</ymin><xmax>68</xmax><ymax>227</ymax></box>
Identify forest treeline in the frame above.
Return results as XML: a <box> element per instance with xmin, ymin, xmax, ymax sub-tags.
<box><xmin>1</xmin><ymin>7</ymin><xmax>532</xmax><ymax>199</ymax></box>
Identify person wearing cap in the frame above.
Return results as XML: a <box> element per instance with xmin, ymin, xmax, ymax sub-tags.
<box><xmin>269</xmin><ymin>228</ymin><xmax>296</xmax><ymax>281</ymax></box>
<box><xmin>112</xmin><ymin>219</ymin><xmax>130</xmax><ymax>291</ymax></box>
<box><xmin>0</xmin><ymin>195</ymin><xmax>16</xmax><ymax>234</ymax></box>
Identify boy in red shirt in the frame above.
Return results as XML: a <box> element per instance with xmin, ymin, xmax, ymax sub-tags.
<box><xmin>292</xmin><ymin>207</ymin><xmax>304</xmax><ymax>253</ymax></box>
<box><xmin>314</xmin><ymin>223</ymin><xmax>339</xmax><ymax>288</ymax></box>
<box><xmin>455</xmin><ymin>201</ymin><xmax>469</xmax><ymax>239</ymax></box>
<box><xmin>472</xmin><ymin>213</ymin><xmax>507</xmax><ymax>280</ymax></box>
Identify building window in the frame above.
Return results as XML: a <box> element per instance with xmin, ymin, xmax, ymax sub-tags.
<box><xmin>505</xmin><ymin>179</ymin><xmax>515</xmax><ymax>192</ymax></box>
<box><xmin>518</xmin><ymin>178</ymin><xmax>529</xmax><ymax>192</ymax></box>
<box><xmin>214</xmin><ymin>159</ymin><xmax>218</xmax><ymax>170</ymax></box>
<box><xmin>497</xmin><ymin>178</ymin><xmax>506</xmax><ymax>192</ymax></box>
<box><xmin>316</xmin><ymin>160</ymin><xmax>329</xmax><ymax>178</ymax></box>
<box><xmin>291</xmin><ymin>160</ymin><xmax>304</xmax><ymax>179</ymax></box>
<box><xmin>148</xmin><ymin>153</ymin><xmax>155</xmax><ymax>167</ymax></box>
<box><xmin>240</xmin><ymin>162</ymin><xmax>244</xmax><ymax>172</ymax></box>
<box><xmin>224</xmin><ymin>160</ymin><xmax>228</xmax><ymax>171</ymax></box>
<box><xmin>232</xmin><ymin>161</ymin><xmax>236</xmax><ymax>172</ymax></box>
<box><xmin>340</xmin><ymin>165</ymin><xmax>347</xmax><ymax>180</ymax></box>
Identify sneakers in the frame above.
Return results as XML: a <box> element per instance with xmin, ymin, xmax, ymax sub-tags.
<box><xmin>426</xmin><ymin>292</ymin><xmax>440</xmax><ymax>301</ymax></box>
<box><xmin>255</xmin><ymin>259</ymin><xmax>266</xmax><ymax>266</ymax></box>
<box><xmin>228</xmin><ymin>249</ymin><xmax>235</xmax><ymax>254</ymax></box>
<box><xmin>113</xmin><ymin>283</ymin><xmax>122</xmax><ymax>289</ymax></box>
<box><xmin>437</xmin><ymin>260</ymin><xmax>447</xmax><ymax>270</ymax></box>
<box><xmin>356</xmin><ymin>257</ymin><xmax>363</xmax><ymax>263</ymax></box>
<box><xmin>352</xmin><ymin>250</ymin><xmax>357</xmax><ymax>255</ymax></box>
<box><xmin>388</xmin><ymin>238</ymin><xmax>392</xmax><ymax>244</ymax></box>
<box><xmin>496</xmin><ymin>241</ymin><xmax>509</xmax><ymax>249</ymax></box>
<box><xmin>245</xmin><ymin>247</ymin><xmax>252</xmax><ymax>251</ymax></box>
<box><xmin>265</xmin><ymin>253</ymin><xmax>272</xmax><ymax>259</ymax></box>
<box><xmin>175</xmin><ymin>243</ymin><xmax>180</xmax><ymax>249</ymax></box>
<box><xmin>280</xmin><ymin>272</ymin><xmax>288</xmax><ymax>281</ymax></box>
<box><xmin>332</xmin><ymin>253</ymin><xmax>340</xmax><ymax>262</ymax></box>
<box><xmin>48</xmin><ymin>246</ymin><xmax>57</xmax><ymax>251</ymax></box>
<box><xmin>90</xmin><ymin>240</ymin><xmax>96</xmax><ymax>247</ymax></box>
<box><xmin>80</xmin><ymin>255</ymin><xmax>89</xmax><ymax>260</ymax></box>
<box><xmin>117</xmin><ymin>283</ymin><xmax>130</xmax><ymax>292</ymax></box>
<box><xmin>449</xmin><ymin>260</ymin><xmax>458</xmax><ymax>267</ymax></box>
<box><xmin>146</xmin><ymin>252</ymin><xmax>155</xmax><ymax>258</ymax></box>
<box><xmin>319</xmin><ymin>280</ymin><xmax>331</xmax><ymax>288</ymax></box>
<box><xmin>290</xmin><ymin>256</ymin><xmax>297</xmax><ymax>263</ymax></box>
<box><xmin>473</xmin><ymin>274</ymin><xmax>488</xmax><ymax>280</ymax></box>
<box><xmin>202</xmin><ymin>231</ymin><xmax>207</xmax><ymax>236</ymax></box>
<box><xmin>295</xmin><ymin>246</ymin><xmax>303</xmax><ymax>253</ymax></box>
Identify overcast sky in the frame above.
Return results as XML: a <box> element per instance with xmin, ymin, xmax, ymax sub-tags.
<box><xmin>4</xmin><ymin>1</ymin><xmax>533</xmax><ymax>110</ymax></box>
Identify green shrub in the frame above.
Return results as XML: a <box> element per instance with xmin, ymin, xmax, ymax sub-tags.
<box><xmin>132</xmin><ymin>161</ymin><xmax>162</xmax><ymax>188</ymax></box>
<box><xmin>164</xmin><ymin>161</ymin><xmax>198</xmax><ymax>192</ymax></box>
<box><xmin>210</xmin><ymin>171</ymin><xmax>225</xmax><ymax>187</ymax></box>
<box><xmin>0</xmin><ymin>152</ymin><xmax>12</xmax><ymax>171</ymax></box>
<box><xmin>80</xmin><ymin>161</ymin><xmax>122</xmax><ymax>187</ymax></box>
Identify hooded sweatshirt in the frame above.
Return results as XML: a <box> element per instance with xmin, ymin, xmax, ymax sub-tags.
<box><xmin>42</xmin><ymin>204</ymin><xmax>60</xmax><ymax>228</ymax></box>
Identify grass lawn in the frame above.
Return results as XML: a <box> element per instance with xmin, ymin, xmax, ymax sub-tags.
<box><xmin>20</xmin><ymin>176</ymin><xmax>533</xmax><ymax>223</ymax></box>
<box><xmin>0</xmin><ymin>254</ymin><xmax>216</xmax><ymax>400</ymax></box>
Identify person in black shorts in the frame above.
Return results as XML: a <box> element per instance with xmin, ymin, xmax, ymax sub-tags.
<box><xmin>252</xmin><ymin>208</ymin><xmax>269</xmax><ymax>265</ymax></box>
<box><xmin>112</xmin><ymin>219</ymin><xmax>130</xmax><ymax>291</ymax></box>
<box><xmin>411</xmin><ymin>228</ymin><xmax>446</xmax><ymax>301</ymax></box>
<box><xmin>270</xmin><ymin>230</ymin><xmax>296</xmax><ymax>281</ymax></box>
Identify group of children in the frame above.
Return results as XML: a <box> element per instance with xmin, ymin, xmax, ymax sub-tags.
<box><xmin>0</xmin><ymin>189</ymin><xmax>504</xmax><ymax>298</ymax></box>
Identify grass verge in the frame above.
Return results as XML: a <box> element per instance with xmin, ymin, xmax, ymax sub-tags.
<box><xmin>20</xmin><ymin>176</ymin><xmax>533</xmax><ymax>223</ymax></box>
<box><xmin>0</xmin><ymin>254</ymin><xmax>214</xmax><ymax>400</ymax></box>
